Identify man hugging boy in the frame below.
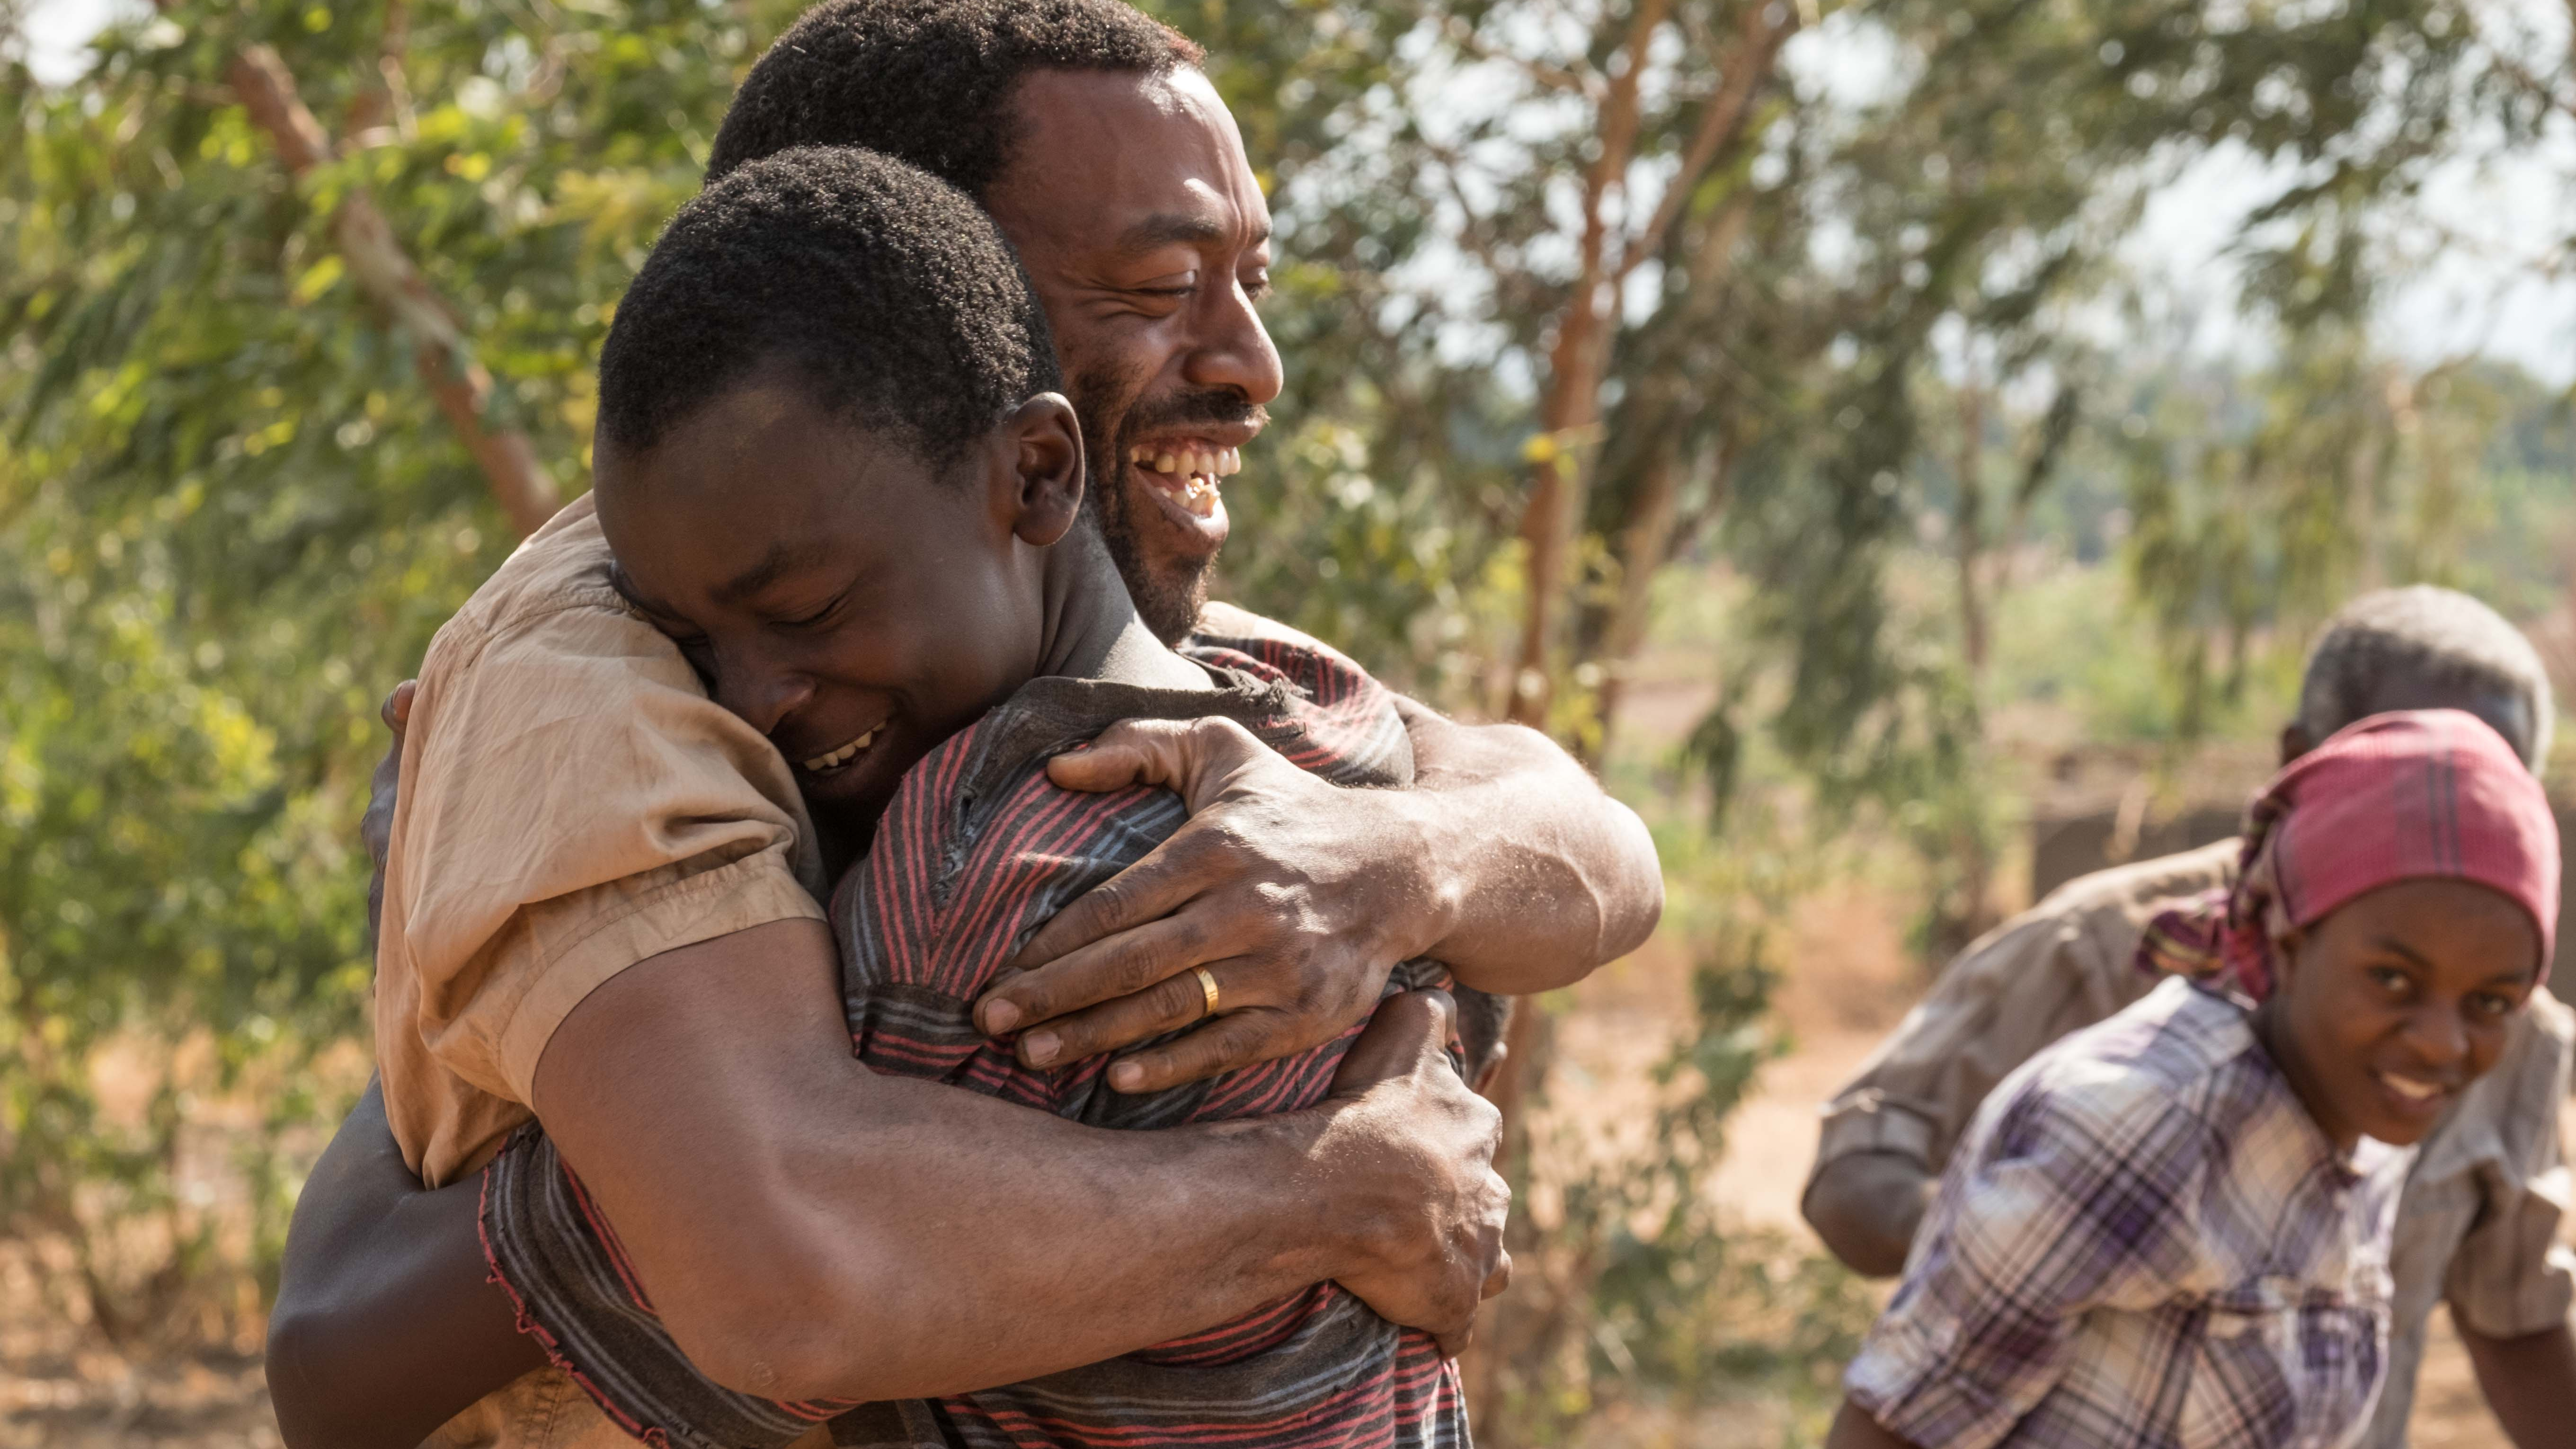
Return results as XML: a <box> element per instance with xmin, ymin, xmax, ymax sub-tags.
<box><xmin>461</xmin><ymin>146</ymin><xmax>1491</xmax><ymax>1447</ymax></box>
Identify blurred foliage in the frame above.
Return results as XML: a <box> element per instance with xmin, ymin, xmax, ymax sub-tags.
<box><xmin>1481</xmin><ymin>810</ymin><xmax>1874</xmax><ymax>1444</ymax></box>
<box><xmin>0</xmin><ymin>0</ymin><xmax>808</xmax><ymax>1341</ymax></box>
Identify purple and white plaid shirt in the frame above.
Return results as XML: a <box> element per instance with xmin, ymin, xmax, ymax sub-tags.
<box><xmin>1848</xmin><ymin>976</ymin><xmax>2413</xmax><ymax>1449</ymax></box>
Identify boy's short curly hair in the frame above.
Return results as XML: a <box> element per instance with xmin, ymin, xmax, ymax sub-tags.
<box><xmin>706</xmin><ymin>0</ymin><xmax>1204</xmax><ymax>196</ymax></box>
<box><xmin>596</xmin><ymin>146</ymin><xmax>1060</xmax><ymax>461</ymax></box>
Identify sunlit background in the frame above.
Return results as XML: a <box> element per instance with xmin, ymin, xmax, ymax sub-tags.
<box><xmin>3</xmin><ymin>0</ymin><xmax>2572</xmax><ymax>1443</ymax></box>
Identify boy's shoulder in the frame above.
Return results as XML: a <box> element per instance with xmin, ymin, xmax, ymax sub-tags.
<box><xmin>430</xmin><ymin>494</ymin><xmax>636</xmax><ymax>657</ymax></box>
<box><xmin>1184</xmin><ymin>603</ymin><xmax>1412</xmax><ymax>788</ymax></box>
<box><xmin>1994</xmin><ymin>979</ymin><xmax>2261</xmax><ymax>1155</ymax></box>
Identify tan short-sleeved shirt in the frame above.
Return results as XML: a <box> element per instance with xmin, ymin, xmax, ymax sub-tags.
<box><xmin>1810</xmin><ymin>838</ymin><xmax>2576</xmax><ymax>1448</ymax></box>
<box><xmin>375</xmin><ymin>493</ymin><xmax>826</xmax><ymax>1187</ymax></box>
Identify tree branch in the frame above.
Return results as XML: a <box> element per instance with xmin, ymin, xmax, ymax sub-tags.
<box><xmin>1436</xmin><ymin>10</ymin><xmax>1602</xmax><ymax>100</ymax></box>
<box><xmin>223</xmin><ymin>40</ymin><xmax>558</xmax><ymax>536</ymax></box>
<box><xmin>1616</xmin><ymin>0</ymin><xmax>1795</xmax><ymax>283</ymax></box>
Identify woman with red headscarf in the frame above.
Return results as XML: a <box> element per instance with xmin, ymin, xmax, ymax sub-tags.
<box><xmin>1827</xmin><ymin>711</ymin><xmax>2560</xmax><ymax>1449</ymax></box>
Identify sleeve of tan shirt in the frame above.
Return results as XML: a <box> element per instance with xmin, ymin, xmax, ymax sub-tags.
<box><xmin>374</xmin><ymin>501</ymin><xmax>825</xmax><ymax>1186</ymax></box>
<box><xmin>2444</xmin><ymin>990</ymin><xmax>2576</xmax><ymax>1340</ymax></box>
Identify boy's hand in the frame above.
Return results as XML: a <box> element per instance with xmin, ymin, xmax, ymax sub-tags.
<box><xmin>1314</xmin><ymin>990</ymin><xmax>1511</xmax><ymax>1352</ymax></box>
<box><xmin>362</xmin><ymin>680</ymin><xmax>417</xmax><ymax>942</ymax></box>
<box><xmin>973</xmin><ymin>716</ymin><xmax>1453</xmax><ymax>1093</ymax></box>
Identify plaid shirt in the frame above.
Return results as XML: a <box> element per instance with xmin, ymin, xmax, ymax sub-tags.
<box><xmin>1848</xmin><ymin>976</ymin><xmax>2412</xmax><ymax>1449</ymax></box>
<box><xmin>481</xmin><ymin>617</ymin><xmax>1465</xmax><ymax>1449</ymax></box>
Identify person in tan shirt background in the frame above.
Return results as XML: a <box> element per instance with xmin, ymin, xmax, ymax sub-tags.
<box><xmin>267</xmin><ymin>5</ymin><xmax>1662</xmax><ymax>1448</ymax></box>
<box><xmin>1803</xmin><ymin>585</ymin><xmax>2576</xmax><ymax>1449</ymax></box>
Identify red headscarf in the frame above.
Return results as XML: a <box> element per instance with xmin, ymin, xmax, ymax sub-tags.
<box><xmin>2137</xmin><ymin>710</ymin><xmax>2560</xmax><ymax>1002</ymax></box>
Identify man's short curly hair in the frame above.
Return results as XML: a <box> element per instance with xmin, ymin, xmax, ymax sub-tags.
<box><xmin>2298</xmin><ymin>585</ymin><xmax>2556</xmax><ymax>769</ymax></box>
<box><xmin>705</xmin><ymin>0</ymin><xmax>1204</xmax><ymax>196</ymax></box>
<box><xmin>596</xmin><ymin>146</ymin><xmax>1059</xmax><ymax>462</ymax></box>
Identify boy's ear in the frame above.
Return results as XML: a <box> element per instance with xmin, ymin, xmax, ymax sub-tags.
<box><xmin>2269</xmin><ymin>927</ymin><xmax>2306</xmax><ymax>991</ymax></box>
<box><xmin>1470</xmin><ymin>1043</ymin><xmax>1509</xmax><ymax>1099</ymax></box>
<box><xmin>993</xmin><ymin>393</ymin><xmax>1085</xmax><ymax>548</ymax></box>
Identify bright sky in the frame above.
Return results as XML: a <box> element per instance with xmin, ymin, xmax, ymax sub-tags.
<box><xmin>20</xmin><ymin>0</ymin><xmax>2576</xmax><ymax>382</ymax></box>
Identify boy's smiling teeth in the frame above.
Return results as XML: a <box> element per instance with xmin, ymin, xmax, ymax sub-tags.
<box><xmin>803</xmin><ymin>725</ymin><xmax>879</xmax><ymax>773</ymax></box>
<box><xmin>2376</xmin><ymin>1069</ymin><xmax>2444</xmax><ymax>1103</ymax></box>
<box><xmin>1128</xmin><ymin>444</ymin><xmax>1242</xmax><ymax>519</ymax></box>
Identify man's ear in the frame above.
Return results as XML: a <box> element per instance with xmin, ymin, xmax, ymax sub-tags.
<box><xmin>1470</xmin><ymin>1044</ymin><xmax>1509</xmax><ymax>1099</ymax></box>
<box><xmin>2277</xmin><ymin>722</ymin><xmax>2314</xmax><ymax>766</ymax></box>
<box><xmin>991</xmin><ymin>393</ymin><xmax>1084</xmax><ymax>547</ymax></box>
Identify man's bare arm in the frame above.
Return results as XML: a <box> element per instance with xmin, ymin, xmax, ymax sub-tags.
<box><xmin>1801</xmin><ymin>1151</ymin><xmax>1937</xmax><ymax>1278</ymax></box>
<box><xmin>266</xmin><ymin>1078</ymin><xmax>544</xmax><ymax>1449</ymax></box>
<box><xmin>533</xmin><ymin>919</ymin><xmax>1509</xmax><ymax>1404</ymax></box>
<box><xmin>1386</xmin><ymin>696</ymin><xmax>1663</xmax><ymax>983</ymax></box>
<box><xmin>972</xmin><ymin>706</ymin><xmax>1661</xmax><ymax>1093</ymax></box>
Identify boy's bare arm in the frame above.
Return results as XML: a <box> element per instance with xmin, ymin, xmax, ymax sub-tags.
<box><xmin>974</xmin><ymin>705</ymin><xmax>1663</xmax><ymax>1092</ymax></box>
<box><xmin>266</xmin><ymin>1077</ymin><xmax>544</xmax><ymax>1449</ymax></box>
<box><xmin>532</xmin><ymin>923</ymin><xmax>1509</xmax><ymax>1403</ymax></box>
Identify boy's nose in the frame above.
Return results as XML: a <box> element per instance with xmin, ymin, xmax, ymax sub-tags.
<box><xmin>713</xmin><ymin>655</ymin><xmax>815</xmax><ymax>738</ymax></box>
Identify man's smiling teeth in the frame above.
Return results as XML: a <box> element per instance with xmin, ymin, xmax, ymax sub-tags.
<box><xmin>2377</xmin><ymin>1070</ymin><xmax>2444</xmax><ymax>1103</ymax></box>
<box><xmin>1128</xmin><ymin>444</ymin><xmax>1238</xmax><ymax>518</ymax></box>
<box><xmin>1129</xmin><ymin>444</ymin><xmax>1244</xmax><ymax>480</ymax></box>
<box><xmin>802</xmin><ymin>725</ymin><xmax>879</xmax><ymax>773</ymax></box>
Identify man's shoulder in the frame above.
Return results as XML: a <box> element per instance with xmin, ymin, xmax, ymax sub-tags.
<box><xmin>1188</xmin><ymin>602</ymin><xmax>1377</xmax><ymax>698</ymax></box>
<box><xmin>2030</xmin><ymin>836</ymin><xmax>2243</xmax><ymax>933</ymax></box>
<box><xmin>1190</xmin><ymin>600</ymin><xmax>1334</xmax><ymax>655</ymax></box>
<box><xmin>1916</xmin><ymin>837</ymin><xmax>2244</xmax><ymax>1009</ymax></box>
<box><xmin>1185</xmin><ymin>602</ymin><xmax>1411</xmax><ymax>788</ymax></box>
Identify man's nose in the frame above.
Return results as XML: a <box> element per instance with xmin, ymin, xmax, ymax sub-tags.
<box><xmin>712</xmin><ymin>648</ymin><xmax>815</xmax><ymax>738</ymax></box>
<box><xmin>1182</xmin><ymin>278</ymin><xmax>1282</xmax><ymax>405</ymax></box>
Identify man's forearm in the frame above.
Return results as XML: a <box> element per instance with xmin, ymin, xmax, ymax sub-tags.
<box><xmin>1394</xmin><ymin>699</ymin><xmax>1661</xmax><ymax>993</ymax></box>
<box><xmin>534</xmin><ymin>922</ymin><xmax>1462</xmax><ymax>1404</ymax></box>
<box><xmin>2461</xmin><ymin>1320</ymin><xmax>2576</xmax><ymax>1448</ymax></box>
<box><xmin>1802</xmin><ymin>1151</ymin><xmax>1936</xmax><ymax>1278</ymax></box>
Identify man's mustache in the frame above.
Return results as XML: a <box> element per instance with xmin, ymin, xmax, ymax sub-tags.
<box><xmin>1115</xmin><ymin>391</ymin><xmax>1270</xmax><ymax>441</ymax></box>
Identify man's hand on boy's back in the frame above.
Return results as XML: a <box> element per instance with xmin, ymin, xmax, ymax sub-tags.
<box><xmin>978</xmin><ymin>703</ymin><xmax>1662</xmax><ymax>1092</ymax></box>
<box><xmin>979</xmin><ymin>715</ymin><xmax>1438</xmax><ymax>1093</ymax></box>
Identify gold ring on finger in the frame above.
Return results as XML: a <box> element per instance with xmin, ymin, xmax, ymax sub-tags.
<box><xmin>1193</xmin><ymin>966</ymin><xmax>1221</xmax><ymax>1018</ymax></box>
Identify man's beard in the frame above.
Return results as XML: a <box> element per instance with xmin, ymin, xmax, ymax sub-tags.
<box><xmin>1083</xmin><ymin>428</ymin><xmax>1207</xmax><ymax>644</ymax></box>
<box><xmin>1074</xmin><ymin>367</ymin><xmax>1264</xmax><ymax>645</ymax></box>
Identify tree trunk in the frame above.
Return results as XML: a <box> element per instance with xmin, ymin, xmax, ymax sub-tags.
<box><xmin>1954</xmin><ymin>381</ymin><xmax>1990</xmax><ymax>677</ymax></box>
<box><xmin>1506</xmin><ymin>0</ymin><xmax>1673</xmax><ymax>729</ymax></box>
<box><xmin>1506</xmin><ymin>0</ymin><xmax>1789</xmax><ymax>730</ymax></box>
<box><xmin>223</xmin><ymin>43</ymin><xmax>559</xmax><ymax>537</ymax></box>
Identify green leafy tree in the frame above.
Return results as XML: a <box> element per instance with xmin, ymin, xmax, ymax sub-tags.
<box><xmin>0</xmin><ymin>0</ymin><xmax>806</xmax><ymax>1337</ymax></box>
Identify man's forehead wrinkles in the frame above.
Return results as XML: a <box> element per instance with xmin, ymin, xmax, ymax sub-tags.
<box><xmin>1112</xmin><ymin>208</ymin><xmax>1272</xmax><ymax>258</ymax></box>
